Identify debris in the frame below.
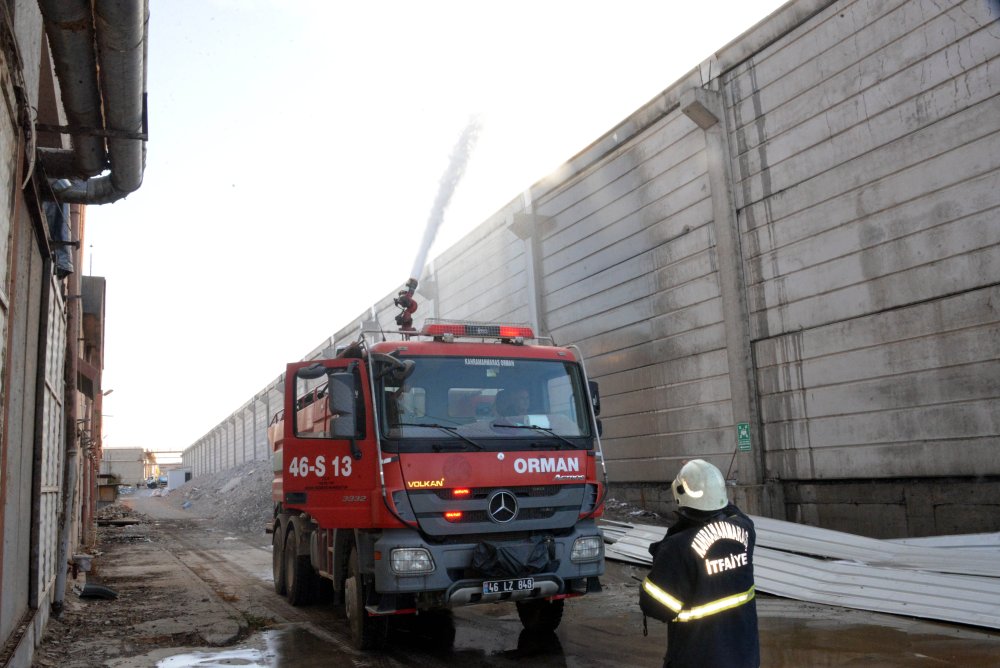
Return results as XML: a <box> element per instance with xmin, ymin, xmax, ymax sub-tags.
<box><xmin>71</xmin><ymin>555</ymin><xmax>93</xmax><ymax>573</ymax></box>
<box><xmin>600</xmin><ymin>518</ymin><xmax>1000</xmax><ymax>630</ymax></box>
<box><xmin>76</xmin><ymin>583</ymin><xmax>118</xmax><ymax>600</ymax></box>
<box><xmin>163</xmin><ymin>460</ymin><xmax>273</xmax><ymax>537</ymax></box>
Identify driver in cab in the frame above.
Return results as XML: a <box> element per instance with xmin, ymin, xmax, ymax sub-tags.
<box><xmin>494</xmin><ymin>388</ymin><xmax>529</xmax><ymax>423</ymax></box>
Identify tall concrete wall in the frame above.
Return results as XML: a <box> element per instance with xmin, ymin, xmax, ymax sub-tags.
<box><xmin>186</xmin><ymin>0</ymin><xmax>1000</xmax><ymax>537</ymax></box>
<box><xmin>725</xmin><ymin>0</ymin><xmax>1000</xmax><ymax>533</ymax></box>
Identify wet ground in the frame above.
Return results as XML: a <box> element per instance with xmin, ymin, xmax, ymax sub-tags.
<box><xmin>126</xmin><ymin>606</ymin><xmax>1000</xmax><ymax>668</ymax></box>
<box><xmin>34</xmin><ymin>491</ymin><xmax>1000</xmax><ymax>667</ymax></box>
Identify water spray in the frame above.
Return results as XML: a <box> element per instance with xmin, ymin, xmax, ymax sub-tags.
<box><xmin>409</xmin><ymin>116</ymin><xmax>482</xmax><ymax>282</ymax></box>
<box><xmin>395</xmin><ymin>116</ymin><xmax>482</xmax><ymax>332</ymax></box>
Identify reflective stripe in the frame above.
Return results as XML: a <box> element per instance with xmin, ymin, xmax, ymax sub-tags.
<box><xmin>676</xmin><ymin>585</ymin><xmax>755</xmax><ymax>622</ymax></box>
<box><xmin>642</xmin><ymin>578</ymin><xmax>683</xmax><ymax>613</ymax></box>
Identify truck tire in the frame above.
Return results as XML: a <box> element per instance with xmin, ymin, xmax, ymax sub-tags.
<box><xmin>272</xmin><ymin>525</ymin><xmax>286</xmax><ymax>595</ymax></box>
<box><xmin>516</xmin><ymin>598</ymin><xmax>564</xmax><ymax>633</ymax></box>
<box><xmin>284</xmin><ymin>528</ymin><xmax>314</xmax><ymax>606</ymax></box>
<box><xmin>345</xmin><ymin>549</ymin><xmax>388</xmax><ymax>649</ymax></box>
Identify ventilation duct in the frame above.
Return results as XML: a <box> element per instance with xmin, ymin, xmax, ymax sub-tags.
<box><xmin>37</xmin><ymin>0</ymin><xmax>148</xmax><ymax>205</ymax></box>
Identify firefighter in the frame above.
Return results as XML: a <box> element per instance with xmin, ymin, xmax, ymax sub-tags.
<box><xmin>639</xmin><ymin>459</ymin><xmax>759</xmax><ymax>668</ymax></box>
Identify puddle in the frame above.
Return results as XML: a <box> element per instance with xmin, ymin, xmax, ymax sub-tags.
<box><xmin>760</xmin><ymin>617</ymin><xmax>1000</xmax><ymax>667</ymax></box>
<box><xmin>151</xmin><ymin>624</ymin><xmax>351</xmax><ymax>668</ymax></box>
<box><xmin>157</xmin><ymin>647</ymin><xmax>269</xmax><ymax>667</ymax></box>
<box><xmin>113</xmin><ymin>601</ymin><xmax>1000</xmax><ymax>668</ymax></box>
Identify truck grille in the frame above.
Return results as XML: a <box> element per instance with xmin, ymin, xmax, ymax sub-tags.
<box><xmin>444</xmin><ymin>507</ymin><xmax>558</xmax><ymax>524</ymax></box>
<box><xmin>409</xmin><ymin>484</ymin><xmax>585</xmax><ymax>536</ymax></box>
<box><xmin>431</xmin><ymin>485</ymin><xmax>562</xmax><ymax>500</ymax></box>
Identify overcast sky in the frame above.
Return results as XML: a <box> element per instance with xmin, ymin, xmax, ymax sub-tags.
<box><xmin>89</xmin><ymin>0</ymin><xmax>787</xmax><ymax>460</ymax></box>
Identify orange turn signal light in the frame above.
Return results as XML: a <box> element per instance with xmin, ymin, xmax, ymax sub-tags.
<box><xmin>444</xmin><ymin>511</ymin><xmax>463</xmax><ymax>522</ymax></box>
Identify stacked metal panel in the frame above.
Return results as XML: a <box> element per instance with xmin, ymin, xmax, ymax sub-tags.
<box><xmin>601</xmin><ymin>517</ymin><xmax>1000</xmax><ymax>629</ymax></box>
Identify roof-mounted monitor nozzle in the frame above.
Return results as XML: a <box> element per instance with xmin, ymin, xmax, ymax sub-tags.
<box><xmin>394</xmin><ymin>277</ymin><xmax>419</xmax><ymax>331</ymax></box>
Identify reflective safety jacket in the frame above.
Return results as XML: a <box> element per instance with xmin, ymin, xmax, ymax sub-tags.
<box><xmin>640</xmin><ymin>504</ymin><xmax>759</xmax><ymax>668</ymax></box>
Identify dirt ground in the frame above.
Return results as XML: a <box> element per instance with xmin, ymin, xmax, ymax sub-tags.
<box><xmin>30</xmin><ymin>461</ymin><xmax>660</xmax><ymax>667</ymax></box>
<box><xmin>29</xmin><ymin>463</ymin><xmax>1000</xmax><ymax>667</ymax></box>
<box><xmin>31</xmin><ymin>462</ymin><xmax>273</xmax><ymax>668</ymax></box>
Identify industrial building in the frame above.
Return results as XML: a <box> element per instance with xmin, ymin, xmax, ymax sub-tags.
<box><xmin>99</xmin><ymin>447</ymin><xmax>156</xmax><ymax>489</ymax></box>
<box><xmin>185</xmin><ymin>0</ymin><xmax>1000</xmax><ymax>539</ymax></box>
<box><xmin>0</xmin><ymin>2</ymin><xmax>149</xmax><ymax>666</ymax></box>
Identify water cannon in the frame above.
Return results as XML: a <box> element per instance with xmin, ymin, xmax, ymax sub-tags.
<box><xmin>394</xmin><ymin>277</ymin><xmax>419</xmax><ymax>331</ymax></box>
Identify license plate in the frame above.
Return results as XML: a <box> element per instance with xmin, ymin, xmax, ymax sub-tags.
<box><xmin>482</xmin><ymin>577</ymin><xmax>534</xmax><ymax>595</ymax></box>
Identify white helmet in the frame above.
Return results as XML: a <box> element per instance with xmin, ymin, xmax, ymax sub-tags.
<box><xmin>672</xmin><ymin>459</ymin><xmax>728</xmax><ymax>511</ymax></box>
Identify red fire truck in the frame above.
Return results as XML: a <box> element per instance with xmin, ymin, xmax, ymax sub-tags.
<box><xmin>268</xmin><ymin>293</ymin><xmax>606</xmax><ymax>649</ymax></box>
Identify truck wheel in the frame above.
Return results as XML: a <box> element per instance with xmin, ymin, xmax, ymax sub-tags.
<box><xmin>284</xmin><ymin>528</ymin><xmax>314</xmax><ymax>606</ymax></box>
<box><xmin>345</xmin><ymin>549</ymin><xmax>387</xmax><ymax>649</ymax></box>
<box><xmin>516</xmin><ymin>598</ymin><xmax>564</xmax><ymax>633</ymax></box>
<box><xmin>272</xmin><ymin>526</ymin><xmax>286</xmax><ymax>595</ymax></box>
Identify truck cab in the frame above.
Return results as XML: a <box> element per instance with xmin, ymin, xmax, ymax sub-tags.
<box><xmin>269</xmin><ymin>320</ymin><xmax>606</xmax><ymax>648</ymax></box>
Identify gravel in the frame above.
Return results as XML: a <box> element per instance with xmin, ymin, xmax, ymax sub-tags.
<box><xmin>160</xmin><ymin>460</ymin><xmax>274</xmax><ymax>538</ymax></box>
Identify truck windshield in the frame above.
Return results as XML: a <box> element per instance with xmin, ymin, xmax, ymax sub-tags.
<box><xmin>377</xmin><ymin>355</ymin><xmax>592</xmax><ymax>452</ymax></box>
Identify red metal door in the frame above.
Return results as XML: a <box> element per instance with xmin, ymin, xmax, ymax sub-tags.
<box><xmin>280</xmin><ymin>359</ymin><xmax>377</xmax><ymax>528</ymax></box>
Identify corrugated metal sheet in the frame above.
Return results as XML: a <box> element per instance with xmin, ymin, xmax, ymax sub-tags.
<box><xmin>751</xmin><ymin>515</ymin><xmax>1000</xmax><ymax>577</ymax></box>
<box><xmin>601</xmin><ymin>517</ymin><xmax>1000</xmax><ymax>629</ymax></box>
<box><xmin>753</xmin><ymin>547</ymin><xmax>1000</xmax><ymax>629</ymax></box>
<box><xmin>889</xmin><ymin>533</ymin><xmax>1000</xmax><ymax>550</ymax></box>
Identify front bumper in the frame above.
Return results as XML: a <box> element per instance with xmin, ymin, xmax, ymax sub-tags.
<box><xmin>370</xmin><ymin>520</ymin><xmax>604</xmax><ymax>611</ymax></box>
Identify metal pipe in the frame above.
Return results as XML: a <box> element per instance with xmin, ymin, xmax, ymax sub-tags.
<box><xmin>38</xmin><ymin>0</ymin><xmax>148</xmax><ymax>204</ymax></box>
<box><xmin>36</xmin><ymin>0</ymin><xmax>106</xmax><ymax>178</ymax></box>
<box><xmin>52</xmin><ymin>204</ymin><xmax>83</xmax><ymax>615</ymax></box>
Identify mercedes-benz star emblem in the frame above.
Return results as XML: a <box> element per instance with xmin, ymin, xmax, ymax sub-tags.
<box><xmin>487</xmin><ymin>490</ymin><xmax>518</xmax><ymax>524</ymax></box>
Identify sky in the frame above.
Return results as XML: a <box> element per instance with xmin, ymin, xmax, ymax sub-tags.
<box><xmin>89</xmin><ymin>0</ymin><xmax>788</xmax><ymax>460</ymax></box>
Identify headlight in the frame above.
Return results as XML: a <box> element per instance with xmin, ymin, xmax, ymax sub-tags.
<box><xmin>571</xmin><ymin>535</ymin><xmax>603</xmax><ymax>563</ymax></box>
<box><xmin>390</xmin><ymin>547</ymin><xmax>435</xmax><ymax>574</ymax></box>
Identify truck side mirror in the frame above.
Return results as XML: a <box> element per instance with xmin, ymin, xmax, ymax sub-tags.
<box><xmin>327</xmin><ymin>372</ymin><xmax>357</xmax><ymax>438</ymax></box>
<box><xmin>588</xmin><ymin>380</ymin><xmax>601</xmax><ymax>416</ymax></box>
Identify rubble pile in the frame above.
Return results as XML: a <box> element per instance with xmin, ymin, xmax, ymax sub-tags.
<box><xmin>165</xmin><ymin>460</ymin><xmax>273</xmax><ymax>537</ymax></box>
<box><xmin>602</xmin><ymin>497</ymin><xmax>665</xmax><ymax>524</ymax></box>
<box><xmin>97</xmin><ymin>503</ymin><xmax>147</xmax><ymax>522</ymax></box>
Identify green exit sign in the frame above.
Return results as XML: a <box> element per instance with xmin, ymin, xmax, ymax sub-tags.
<box><xmin>737</xmin><ymin>422</ymin><xmax>751</xmax><ymax>451</ymax></box>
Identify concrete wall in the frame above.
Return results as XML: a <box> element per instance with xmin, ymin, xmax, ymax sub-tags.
<box><xmin>731</xmin><ymin>0</ymin><xmax>1000</xmax><ymax>480</ymax></box>
<box><xmin>185</xmin><ymin>0</ymin><xmax>1000</xmax><ymax>537</ymax></box>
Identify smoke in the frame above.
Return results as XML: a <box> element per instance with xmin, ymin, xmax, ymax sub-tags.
<box><xmin>409</xmin><ymin>116</ymin><xmax>482</xmax><ymax>282</ymax></box>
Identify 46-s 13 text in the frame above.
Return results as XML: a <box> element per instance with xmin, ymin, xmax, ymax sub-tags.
<box><xmin>287</xmin><ymin>455</ymin><xmax>352</xmax><ymax>478</ymax></box>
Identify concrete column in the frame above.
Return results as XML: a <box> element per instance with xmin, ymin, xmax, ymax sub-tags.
<box><xmin>508</xmin><ymin>191</ymin><xmax>553</xmax><ymax>337</ymax></box>
<box><xmin>241</xmin><ymin>409</ymin><xmax>249</xmax><ymax>465</ymax></box>
<box><xmin>214</xmin><ymin>428</ymin><xmax>221</xmax><ymax>474</ymax></box>
<box><xmin>680</xmin><ymin>87</ymin><xmax>770</xmax><ymax>515</ymax></box>
<box><xmin>229</xmin><ymin>418</ymin><xmax>236</xmax><ymax>469</ymax></box>
<box><xmin>252</xmin><ymin>397</ymin><xmax>260</xmax><ymax>463</ymax></box>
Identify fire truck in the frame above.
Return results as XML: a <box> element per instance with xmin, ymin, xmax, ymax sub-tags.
<box><xmin>267</xmin><ymin>281</ymin><xmax>606</xmax><ymax>648</ymax></box>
